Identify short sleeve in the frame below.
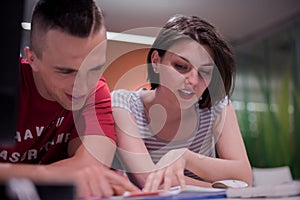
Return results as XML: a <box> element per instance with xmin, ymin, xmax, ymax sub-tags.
<box><xmin>212</xmin><ymin>96</ymin><xmax>230</xmax><ymax>118</ymax></box>
<box><xmin>73</xmin><ymin>77</ymin><xmax>116</xmax><ymax>142</ymax></box>
<box><xmin>212</xmin><ymin>96</ymin><xmax>230</xmax><ymax>141</ymax></box>
<box><xmin>111</xmin><ymin>89</ymin><xmax>135</xmax><ymax>113</ymax></box>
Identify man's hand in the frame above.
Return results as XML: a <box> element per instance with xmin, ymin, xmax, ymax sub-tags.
<box><xmin>72</xmin><ymin>165</ymin><xmax>139</xmax><ymax>199</ymax></box>
<box><xmin>49</xmin><ymin>137</ymin><xmax>140</xmax><ymax>199</ymax></box>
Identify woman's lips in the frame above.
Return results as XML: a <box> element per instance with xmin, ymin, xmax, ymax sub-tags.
<box><xmin>178</xmin><ymin>89</ymin><xmax>195</xmax><ymax>99</ymax></box>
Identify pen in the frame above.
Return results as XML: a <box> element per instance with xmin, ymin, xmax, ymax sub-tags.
<box><xmin>123</xmin><ymin>190</ymin><xmax>160</xmax><ymax>197</ymax></box>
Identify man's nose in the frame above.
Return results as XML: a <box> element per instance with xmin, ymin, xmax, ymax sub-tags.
<box><xmin>73</xmin><ymin>74</ymin><xmax>89</xmax><ymax>96</ymax></box>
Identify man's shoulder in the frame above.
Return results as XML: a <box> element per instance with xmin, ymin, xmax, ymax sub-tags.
<box><xmin>93</xmin><ymin>76</ymin><xmax>110</xmax><ymax>96</ymax></box>
<box><xmin>98</xmin><ymin>76</ymin><xmax>106</xmax><ymax>83</ymax></box>
<box><xmin>20</xmin><ymin>57</ymin><xmax>29</xmax><ymax>66</ymax></box>
<box><xmin>19</xmin><ymin>57</ymin><xmax>32</xmax><ymax>76</ymax></box>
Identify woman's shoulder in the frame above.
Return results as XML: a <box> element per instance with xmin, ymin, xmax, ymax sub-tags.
<box><xmin>111</xmin><ymin>88</ymin><xmax>145</xmax><ymax>108</ymax></box>
<box><xmin>211</xmin><ymin>96</ymin><xmax>230</xmax><ymax>115</ymax></box>
<box><xmin>111</xmin><ymin>88</ymin><xmax>131</xmax><ymax>97</ymax></box>
<box><xmin>111</xmin><ymin>88</ymin><xmax>143</xmax><ymax>100</ymax></box>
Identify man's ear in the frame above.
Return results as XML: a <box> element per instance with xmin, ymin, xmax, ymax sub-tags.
<box><xmin>24</xmin><ymin>47</ymin><xmax>39</xmax><ymax>72</ymax></box>
<box><xmin>151</xmin><ymin>50</ymin><xmax>161</xmax><ymax>73</ymax></box>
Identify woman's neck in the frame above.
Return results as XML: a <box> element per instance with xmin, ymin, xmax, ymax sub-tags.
<box><xmin>141</xmin><ymin>88</ymin><xmax>198</xmax><ymax>141</ymax></box>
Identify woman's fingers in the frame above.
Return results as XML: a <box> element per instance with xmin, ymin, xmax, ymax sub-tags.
<box><xmin>175</xmin><ymin>168</ymin><xmax>186</xmax><ymax>189</ymax></box>
<box><xmin>143</xmin><ymin>161</ymin><xmax>186</xmax><ymax>192</ymax></box>
<box><xmin>150</xmin><ymin>169</ymin><xmax>164</xmax><ymax>191</ymax></box>
<box><xmin>143</xmin><ymin>171</ymin><xmax>156</xmax><ymax>191</ymax></box>
<box><xmin>163</xmin><ymin>167</ymin><xmax>173</xmax><ymax>191</ymax></box>
<box><xmin>163</xmin><ymin>163</ymin><xmax>186</xmax><ymax>191</ymax></box>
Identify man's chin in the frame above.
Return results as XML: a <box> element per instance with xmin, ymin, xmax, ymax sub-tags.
<box><xmin>71</xmin><ymin>103</ymin><xmax>85</xmax><ymax>111</ymax></box>
<box><xmin>60</xmin><ymin>102</ymin><xmax>84</xmax><ymax>111</ymax></box>
<box><xmin>58</xmin><ymin>98</ymin><xmax>86</xmax><ymax>111</ymax></box>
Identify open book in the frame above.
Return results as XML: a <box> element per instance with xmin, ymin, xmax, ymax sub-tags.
<box><xmin>102</xmin><ymin>181</ymin><xmax>300</xmax><ymax>199</ymax></box>
<box><xmin>226</xmin><ymin>180</ymin><xmax>300</xmax><ymax>198</ymax></box>
<box><xmin>121</xmin><ymin>185</ymin><xmax>226</xmax><ymax>199</ymax></box>
<box><xmin>175</xmin><ymin>181</ymin><xmax>300</xmax><ymax>199</ymax></box>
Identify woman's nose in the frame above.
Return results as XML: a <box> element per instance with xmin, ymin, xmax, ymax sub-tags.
<box><xmin>184</xmin><ymin>68</ymin><xmax>199</xmax><ymax>86</ymax></box>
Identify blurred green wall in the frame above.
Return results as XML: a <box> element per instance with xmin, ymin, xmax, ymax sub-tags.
<box><xmin>232</xmin><ymin>17</ymin><xmax>300</xmax><ymax>179</ymax></box>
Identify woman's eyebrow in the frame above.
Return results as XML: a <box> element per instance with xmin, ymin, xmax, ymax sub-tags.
<box><xmin>178</xmin><ymin>55</ymin><xmax>215</xmax><ymax>68</ymax></box>
<box><xmin>200</xmin><ymin>62</ymin><xmax>215</xmax><ymax>67</ymax></box>
<box><xmin>178</xmin><ymin>55</ymin><xmax>190</xmax><ymax>63</ymax></box>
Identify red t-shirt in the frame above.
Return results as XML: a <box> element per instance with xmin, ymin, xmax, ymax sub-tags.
<box><xmin>0</xmin><ymin>58</ymin><xmax>116</xmax><ymax>164</ymax></box>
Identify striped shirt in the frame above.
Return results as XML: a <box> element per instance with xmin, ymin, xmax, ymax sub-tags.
<box><xmin>111</xmin><ymin>88</ymin><xmax>228</xmax><ymax>181</ymax></box>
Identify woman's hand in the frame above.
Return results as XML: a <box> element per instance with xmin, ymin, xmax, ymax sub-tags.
<box><xmin>143</xmin><ymin>148</ymin><xmax>188</xmax><ymax>192</ymax></box>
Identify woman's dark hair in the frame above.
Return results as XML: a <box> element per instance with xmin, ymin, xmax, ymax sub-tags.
<box><xmin>30</xmin><ymin>0</ymin><xmax>104</xmax><ymax>58</ymax></box>
<box><xmin>147</xmin><ymin>15</ymin><xmax>235</xmax><ymax>108</ymax></box>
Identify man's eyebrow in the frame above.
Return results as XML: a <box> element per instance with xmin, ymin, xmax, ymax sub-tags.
<box><xmin>54</xmin><ymin>66</ymin><xmax>78</xmax><ymax>72</ymax></box>
<box><xmin>90</xmin><ymin>64</ymin><xmax>105</xmax><ymax>71</ymax></box>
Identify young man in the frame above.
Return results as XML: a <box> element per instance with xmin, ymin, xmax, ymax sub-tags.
<box><xmin>0</xmin><ymin>0</ymin><xmax>138</xmax><ymax>198</ymax></box>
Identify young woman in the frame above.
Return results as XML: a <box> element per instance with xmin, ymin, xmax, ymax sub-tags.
<box><xmin>111</xmin><ymin>15</ymin><xmax>252</xmax><ymax>192</ymax></box>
